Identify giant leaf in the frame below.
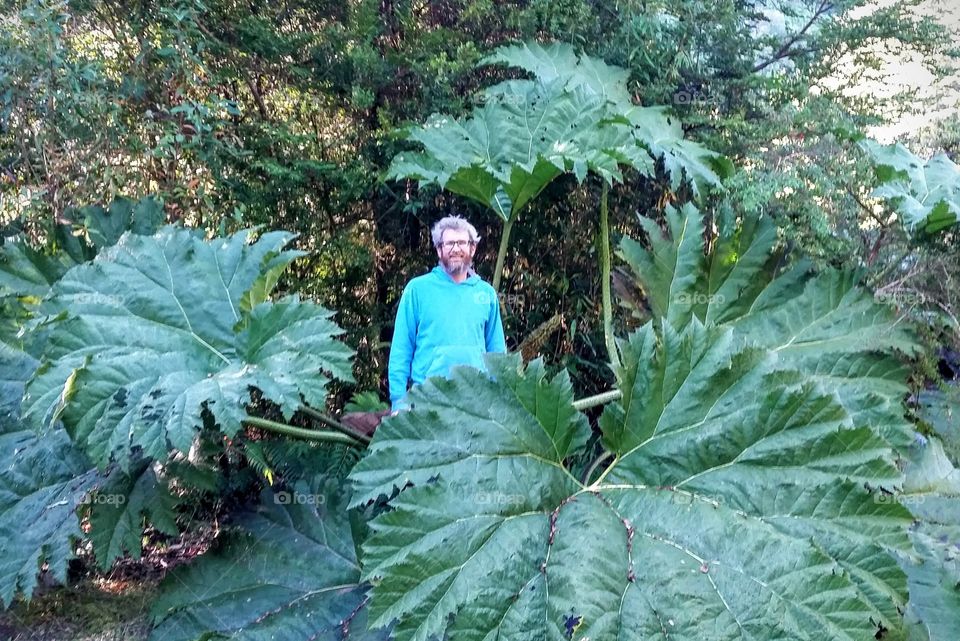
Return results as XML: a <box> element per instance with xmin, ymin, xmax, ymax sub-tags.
<box><xmin>626</xmin><ymin>107</ymin><xmax>733</xmax><ymax>198</ymax></box>
<box><xmin>897</xmin><ymin>436</ymin><xmax>960</xmax><ymax>641</ymax></box>
<box><xmin>0</xmin><ymin>342</ymin><xmax>99</xmax><ymax>606</ymax></box>
<box><xmin>388</xmin><ymin>42</ymin><xmax>727</xmax><ymax>221</ymax></box>
<box><xmin>150</xmin><ymin>482</ymin><xmax>387</xmax><ymax>641</ymax></box>
<box><xmin>619</xmin><ymin>203</ymin><xmax>918</xmax><ymax>450</ymax></box>
<box><xmin>22</xmin><ymin>227</ymin><xmax>354</xmax><ymax>470</ymax></box>
<box><xmin>87</xmin><ymin>460</ymin><xmax>180</xmax><ymax>571</ymax></box>
<box><xmin>482</xmin><ymin>42</ymin><xmax>730</xmax><ymax>197</ymax></box>
<box><xmin>861</xmin><ymin>139</ymin><xmax>960</xmax><ymax>234</ymax></box>
<box><xmin>481</xmin><ymin>40</ymin><xmax>632</xmax><ymax>107</ymax></box>
<box><xmin>352</xmin><ymin>345</ymin><xmax>914</xmax><ymax>641</ymax></box>
<box><xmin>386</xmin><ymin>79</ymin><xmax>630</xmax><ymax>220</ymax></box>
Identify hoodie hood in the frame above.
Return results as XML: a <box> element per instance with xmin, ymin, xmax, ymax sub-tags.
<box><xmin>431</xmin><ymin>264</ymin><xmax>481</xmax><ymax>285</ymax></box>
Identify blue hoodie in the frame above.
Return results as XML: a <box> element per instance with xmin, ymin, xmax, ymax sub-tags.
<box><xmin>388</xmin><ymin>265</ymin><xmax>506</xmax><ymax>410</ymax></box>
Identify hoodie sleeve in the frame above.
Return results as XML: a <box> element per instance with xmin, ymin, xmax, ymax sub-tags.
<box><xmin>388</xmin><ymin>284</ymin><xmax>417</xmax><ymax>411</ymax></box>
<box><xmin>485</xmin><ymin>289</ymin><xmax>507</xmax><ymax>353</ymax></box>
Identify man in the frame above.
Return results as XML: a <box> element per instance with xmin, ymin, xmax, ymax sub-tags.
<box><xmin>388</xmin><ymin>215</ymin><xmax>506</xmax><ymax>411</ymax></box>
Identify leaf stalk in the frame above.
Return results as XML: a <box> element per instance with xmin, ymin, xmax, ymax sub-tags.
<box><xmin>492</xmin><ymin>214</ymin><xmax>516</xmax><ymax>293</ymax></box>
<box><xmin>243</xmin><ymin>416</ymin><xmax>364</xmax><ymax>447</ymax></box>
<box><xmin>599</xmin><ymin>181</ymin><xmax>621</xmax><ymax>373</ymax></box>
<box><xmin>572</xmin><ymin>389</ymin><xmax>622</xmax><ymax>411</ymax></box>
<box><xmin>297</xmin><ymin>405</ymin><xmax>372</xmax><ymax>444</ymax></box>
<box><xmin>582</xmin><ymin>451</ymin><xmax>613</xmax><ymax>485</ymax></box>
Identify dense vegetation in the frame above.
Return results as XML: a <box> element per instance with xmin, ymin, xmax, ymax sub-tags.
<box><xmin>1</xmin><ymin>0</ymin><xmax>959</xmax><ymax>639</ymax></box>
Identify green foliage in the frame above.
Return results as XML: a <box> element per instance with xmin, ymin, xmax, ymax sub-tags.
<box><xmin>619</xmin><ymin>204</ymin><xmax>918</xmax><ymax>450</ymax></box>
<box><xmin>387</xmin><ymin>80</ymin><xmax>630</xmax><ymax>220</ymax></box>
<box><xmin>917</xmin><ymin>386</ymin><xmax>960</xmax><ymax>463</ymax></box>
<box><xmin>897</xmin><ymin>436</ymin><xmax>960</xmax><ymax>641</ymax></box>
<box><xmin>22</xmin><ymin>227</ymin><xmax>354</xmax><ymax>470</ymax></box>
<box><xmin>353</xmin><ymin>352</ymin><xmax>914</xmax><ymax>640</ymax></box>
<box><xmin>243</xmin><ymin>438</ymin><xmax>362</xmax><ymax>486</ymax></box>
<box><xmin>0</xmin><ymin>238</ymin><xmax>71</xmax><ymax>346</ymax></box>
<box><xmin>87</xmin><ymin>461</ymin><xmax>181</xmax><ymax>571</ymax></box>
<box><xmin>904</xmin><ymin>524</ymin><xmax>960</xmax><ymax>641</ymax></box>
<box><xmin>628</xmin><ymin>107</ymin><xmax>733</xmax><ymax>198</ymax></box>
<box><xmin>0</xmin><ymin>196</ymin><xmax>165</xmax><ymax>350</ymax></box>
<box><xmin>0</xmin><ymin>217</ymin><xmax>362</xmax><ymax>608</ymax></box>
<box><xmin>1</xmin><ymin>1</ymin><xmax>959</xmax><ymax>636</ymax></box>
<box><xmin>349</xmin><ymin>205</ymin><xmax>921</xmax><ymax>641</ymax></box>
<box><xmin>61</xmin><ymin>196</ymin><xmax>165</xmax><ymax>255</ymax></box>
<box><xmin>0</xmin><ymin>343</ymin><xmax>33</xmax><ymax>421</ymax></box>
<box><xmin>0</xmin><ymin>240</ymin><xmax>74</xmax><ymax>301</ymax></box>
<box><xmin>862</xmin><ymin>140</ymin><xmax>960</xmax><ymax>234</ymax></box>
<box><xmin>344</xmin><ymin>391</ymin><xmax>389</xmax><ymax>413</ymax></box>
<box><xmin>484</xmin><ymin>41</ymin><xmax>732</xmax><ymax>196</ymax></box>
<box><xmin>388</xmin><ymin>41</ymin><xmax>727</xmax><ymax>221</ymax></box>
<box><xmin>0</xmin><ymin>427</ymin><xmax>99</xmax><ymax>608</ymax></box>
<box><xmin>0</xmin><ymin>342</ymin><xmax>99</xmax><ymax>607</ymax></box>
<box><xmin>4</xmin><ymin>0</ymin><xmax>953</xmax><ymax>414</ymax></box>
<box><xmin>150</xmin><ymin>482</ymin><xmax>385</xmax><ymax>641</ymax></box>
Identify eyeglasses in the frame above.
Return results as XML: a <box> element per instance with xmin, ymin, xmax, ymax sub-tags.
<box><xmin>439</xmin><ymin>240</ymin><xmax>475</xmax><ymax>250</ymax></box>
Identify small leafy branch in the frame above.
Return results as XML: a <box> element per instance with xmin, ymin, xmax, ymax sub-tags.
<box><xmin>861</xmin><ymin>138</ymin><xmax>960</xmax><ymax>235</ymax></box>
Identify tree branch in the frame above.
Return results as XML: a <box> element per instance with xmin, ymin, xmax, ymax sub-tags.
<box><xmin>752</xmin><ymin>1</ymin><xmax>834</xmax><ymax>73</ymax></box>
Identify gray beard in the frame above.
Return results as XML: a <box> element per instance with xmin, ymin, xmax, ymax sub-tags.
<box><xmin>440</xmin><ymin>256</ymin><xmax>472</xmax><ymax>277</ymax></box>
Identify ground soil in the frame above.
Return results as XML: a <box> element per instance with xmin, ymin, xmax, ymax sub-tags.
<box><xmin>0</xmin><ymin>532</ymin><xmax>211</xmax><ymax>641</ymax></box>
<box><xmin>0</xmin><ymin>576</ymin><xmax>155</xmax><ymax>641</ymax></box>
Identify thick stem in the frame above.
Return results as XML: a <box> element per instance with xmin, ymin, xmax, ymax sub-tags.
<box><xmin>572</xmin><ymin>389</ymin><xmax>622</xmax><ymax>411</ymax></box>
<box><xmin>582</xmin><ymin>451</ymin><xmax>613</xmax><ymax>485</ymax></box>
<box><xmin>243</xmin><ymin>416</ymin><xmax>364</xmax><ymax>446</ymax></box>
<box><xmin>492</xmin><ymin>215</ymin><xmax>516</xmax><ymax>293</ymax></box>
<box><xmin>599</xmin><ymin>182</ymin><xmax>621</xmax><ymax>373</ymax></box>
<box><xmin>297</xmin><ymin>405</ymin><xmax>372</xmax><ymax>444</ymax></box>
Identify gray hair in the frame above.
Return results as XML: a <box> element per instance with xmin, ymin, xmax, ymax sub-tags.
<box><xmin>431</xmin><ymin>215</ymin><xmax>481</xmax><ymax>248</ymax></box>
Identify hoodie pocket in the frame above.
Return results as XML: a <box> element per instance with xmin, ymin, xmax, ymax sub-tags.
<box><xmin>425</xmin><ymin>344</ymin><xmax>486</xmax><ymax>379</ymax></box>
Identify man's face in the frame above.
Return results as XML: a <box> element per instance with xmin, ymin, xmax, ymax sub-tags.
<box><xmin>436</xmin><ymin>229</ymin><xmax>476</xmax><ymax>277</ymax></box>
